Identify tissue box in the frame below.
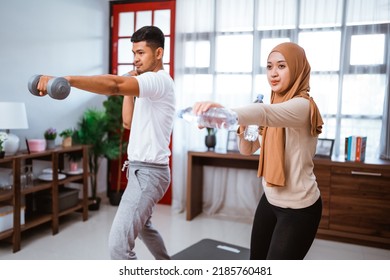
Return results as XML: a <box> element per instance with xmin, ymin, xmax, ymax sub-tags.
<box><xmin>0</xmin><ymin>206</ymin><xmax>25</xmax><ymax>232</ymax></box>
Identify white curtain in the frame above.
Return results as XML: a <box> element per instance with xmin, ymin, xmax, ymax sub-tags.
<box><xmin>172</xmin><ymin>0</ymin><xmax>262</xmax><ymax>218</ymax></box>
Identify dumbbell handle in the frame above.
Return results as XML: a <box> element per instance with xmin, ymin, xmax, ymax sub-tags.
<box><xmin>28</xmin><ymin>75</ymin><xmax>71</xmax><ymax>100</ymax></box>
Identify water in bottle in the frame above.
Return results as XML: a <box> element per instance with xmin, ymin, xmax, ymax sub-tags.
<box><xmin>178</xmin><ymin>107</ymin><xmax>238</xmax><ymax>129</ymax></box>
<box><xmin>243</xmin><ymin>94</ymin><xmax>264</xmax><ymax>141</ymax></box>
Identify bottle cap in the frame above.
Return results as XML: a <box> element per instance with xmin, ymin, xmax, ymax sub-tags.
<box><xmin>255</xmin><ymin>94</ymin><xmax>264</xmax><ymax>103</ymax></box>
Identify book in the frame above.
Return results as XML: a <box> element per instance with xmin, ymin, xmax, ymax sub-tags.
<box><xmin>356</xmin><ymin>136</ymin><xmax>362</xmax><ymax>162</ymax></box>
<box><xmin>345</xmin><ymin>135</ymin><xmax>367</xmax><ymax>162</ymax></box>
<box><xmin>358</xmin><ymin>136</ymin><xmax>367</xmax><ymax>162</ymax></box>
<box><xmin>348</xmin><ymin>136</ymin><xmax>356</xmax><ymax>161</ymax></box>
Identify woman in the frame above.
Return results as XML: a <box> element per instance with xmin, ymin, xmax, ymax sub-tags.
<box><xmin>193</xmin><ymin>42</ymin><xmax>324</xmax><ymax>259</ymax></box>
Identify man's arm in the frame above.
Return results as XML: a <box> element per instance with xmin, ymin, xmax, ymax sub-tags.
<box><xmin>121</xmin><ymin>70</ymin><xmax>138</xmax><ymax>130</ymax></box>
<box><xmin>122</xmin><ymin>96</ymin><xmax>135</xmax><ymax>130</ymax></box>
<box><xmin>37</xmin><ymin>74</ymin><xmax>140</xmax><ymax>97</ymax></box>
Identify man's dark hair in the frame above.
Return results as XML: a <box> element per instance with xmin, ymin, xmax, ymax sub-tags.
<box><xmin>131</xmin><ymin>26</ymin><xmax>165</xmax><ymax>50</ymax></box>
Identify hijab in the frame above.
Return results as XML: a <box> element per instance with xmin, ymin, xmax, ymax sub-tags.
<box><xmin>257</xmin><ymin>42</ymin><xmax>324</xmax><ymax>187</ymax></box>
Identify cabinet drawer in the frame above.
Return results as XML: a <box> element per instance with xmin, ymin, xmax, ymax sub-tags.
<box><xmin>330</xmin><ymin>166</ymin><xmax>390</xmax><ymax>238</ymax></box>
<box><xmin>331</xmin><ymin>166</ymin><xmax>390</xmax><ymax>195</ymax></box>
<box><xmin>331</xmin><ymin>165</ymin><xmax>390</xmax><ymax>178</ymax></box>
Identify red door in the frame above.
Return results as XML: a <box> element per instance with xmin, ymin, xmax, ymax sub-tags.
<box><xmin>109</xmin><ymin>1</ymin><xmax>176</xmax><ymax>204</ymax></box>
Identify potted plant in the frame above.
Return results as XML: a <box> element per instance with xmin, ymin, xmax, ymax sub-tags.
<box><xmin>73</xmin><ymin>108</ymin><xmax>120</xmax><ymax>210</ymax></box>
<box><xmin>205</xmin><ymin>128</ymin><xmax>217</xmax><ymax>150</ymax></box>
<box><xmin>44</xmin><ymin>127</ymin><xmax>57</xmax><ymax>149</ymax></box>
<box><xmin>59</xmin><ymin>128</ymin><xmax>74</xmax><ymax>147</ymax></box>
<box><xmin>103</xmin><ymin>96</ymin><xmax>128</xmax><ymax>206</ymax></box>
<box><xmin>0</xmin><ymin>132</ymin><xmax>8</xmax><ymax>158</ymax></box>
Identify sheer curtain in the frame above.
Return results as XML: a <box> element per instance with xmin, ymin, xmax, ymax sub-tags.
<box><xmin>380</xmin><ymin>79</ymin><xmax>390</xmax><ymax>160</ymax></box>
<box><xmin>380</xmin><ymin>1</ymin><xmax>390</xmax><ymax>160</ymax></box>
<box><xmin>172</xmin><ymin>0</ymin><xmax>262</xmax><ymax>218</ymax></box>
<box><xmin>172</xmin><ymin>0</ymin><xmax>390</xmax><ymax>216</ymax></box>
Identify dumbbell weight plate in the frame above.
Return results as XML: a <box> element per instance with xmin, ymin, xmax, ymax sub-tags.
<box><xmin>47</xmin><ymin>77</ymin><xmax>71</xmax><ymax>100</ymax></box>
<box><xmin>27</xmin><ymin>74</ymin><xmax>43</xmax><ymax>96</ymax></box>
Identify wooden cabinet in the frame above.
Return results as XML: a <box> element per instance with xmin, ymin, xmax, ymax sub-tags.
<box><xmin>0</xmin><ymin>145</ymin><xmax>89</xmax><ymax>252</ymax></box>
<box><xmin>186</xmin><ymin>151</ymin><xmax>390</xmax><ymax>249</ymax></box>
<box><xmin>0</xmin><ymin>155</ymin><xmax>17</xmax><ymax>252</ymax></box>
<box><xmin>314</xmin><ymin>157</ymin><xmax>390</xmax><ymax>249</ymax></box>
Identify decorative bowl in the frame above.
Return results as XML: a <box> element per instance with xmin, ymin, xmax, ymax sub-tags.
<box><xmin>27</xmin><ymin>139</ymin><xmax>46</xmax><ymax>152</ymax></box>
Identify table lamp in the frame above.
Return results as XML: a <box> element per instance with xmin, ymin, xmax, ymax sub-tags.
<box><xmin>0</xmin><ymin>102</ymin><xmax>29</xmax><ymax>155</ymax></box>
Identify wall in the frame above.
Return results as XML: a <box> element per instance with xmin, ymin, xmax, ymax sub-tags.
<box><xmin>0</xmin><ymin>0</ymin><xmax>112</xmax><ymax>194</ymax></box>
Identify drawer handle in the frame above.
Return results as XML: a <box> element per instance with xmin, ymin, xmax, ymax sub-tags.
<box><xmin>351</xmin><ymin>171</ymin><xmax>382</xmax><ymax>177</ymax></box>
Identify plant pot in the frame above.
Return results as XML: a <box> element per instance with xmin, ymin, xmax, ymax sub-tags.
<box><xmin>46</xmin><ymin>139</ymin><xmax>56</xmax><ymax>149</ymax></box>
<box><xmin>62</xmin><ymin>136</ymin><xmax>72</xmax><ymax>147</ymax></box>
<box><xmin>69</xmin><ymin>161</ymin><xmax>79</xmax><ymax>172</ymax></box>
<box><xmin>88</xmin><ymin>196</ymin><xmax>101</xmax><ymax>211</ymax></box>
<box><xmin>109</xmin><ymin>191</ymin><xmax>123</xmax><ymax>206</ymax></box>
<box><xmin>205</xmin><ymin>135</ymin><xmax>216</xmax><ymax>150</ymax></box>
<box><xmin>0</xmin><ymin>151</ymin><xmax>4</xmax><ymax>159</ymax></box>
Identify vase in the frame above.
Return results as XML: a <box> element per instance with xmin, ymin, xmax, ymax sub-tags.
<box><xmin>0</xmin><ymin>151</ymin><xmax>4</xmax><ymax>159</ymax></box>
<box><xmin>46</xmin><ymin>139</ymin><xmax>56</xmax><ymax>150</ymax></box>
<box><xmin>205</xmin><ymin>135</ymin><xmax>216</xmax><ymax>150</ymax></box>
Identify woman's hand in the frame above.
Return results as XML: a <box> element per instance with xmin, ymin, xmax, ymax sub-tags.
<box><xmin>192</xmin><ymin>101</ymin><xmax>224</xmax><ymax>115</ymax></box>
<box><xmin>192</xmin><ymin>101</ymin><xmax>225</xmax><ymax>129</ymax></box>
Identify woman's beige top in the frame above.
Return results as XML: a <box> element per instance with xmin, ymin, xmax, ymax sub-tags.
<box><xmin>233</xmin><ymin>97</ymin><xmax>320</xmax><ymax>209</ymax></box>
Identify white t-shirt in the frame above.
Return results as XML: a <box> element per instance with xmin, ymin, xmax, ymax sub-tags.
<box><xmin>127</xmin><ymin>70</ymin><xmax>175</xmax><ymax>164</ymax></box>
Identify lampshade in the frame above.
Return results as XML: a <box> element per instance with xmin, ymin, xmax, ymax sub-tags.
<box><xmin>0</xmin><ymin>102</ymin><xmax>29</xmax><ymax>129</ymax></box>
<box><xmin>0</xmin><ymin>102</ymin><xmax>29</xmax><ymax>155</ymax></box>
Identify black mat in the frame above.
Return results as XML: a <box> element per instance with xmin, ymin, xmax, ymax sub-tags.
<box><xmin>171</xmin><ymin>238</ymin><xmax>250</xmax><ymax>260</ymax></box>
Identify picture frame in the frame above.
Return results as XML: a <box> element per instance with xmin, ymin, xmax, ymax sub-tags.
<box><xmin>315</xmin><ymin>138</ymin><xmax>334</xmax><ymax>158</ymax></box>
<box><xmin>226</xmin><ymin>130</ymin><xmax>239</xmax><ymax>152</ymax></box>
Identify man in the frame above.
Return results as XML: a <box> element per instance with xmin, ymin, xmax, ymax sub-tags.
<box><xmin>37</xmin><ymin>26</ymin><xmax>175</xmax><ymax>259</ymax></box>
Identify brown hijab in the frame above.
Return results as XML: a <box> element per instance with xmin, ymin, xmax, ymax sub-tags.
<box><xmin>257</xmin><ymin>42</ymin><xmax>323</xmax><ymax>187</ymax></box>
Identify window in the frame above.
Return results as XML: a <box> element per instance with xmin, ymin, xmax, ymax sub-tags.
<box><xmin>176</xmin><ymin>0</ymin><xmax>390</xmax><ymax>159</ymax></box>
<box><xmin>111</xmin><ymin>2</ymin><xmax>175</xmax><ymax>78</ymax></box>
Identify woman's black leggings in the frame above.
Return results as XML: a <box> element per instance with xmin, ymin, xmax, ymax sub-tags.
<box><xmin>250</xmin><ymin>194</ymin><xmax>322</xmax><ymax>260</ymax></box>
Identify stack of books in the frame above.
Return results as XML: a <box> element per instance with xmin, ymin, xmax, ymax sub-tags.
<box><xmin>345</xmin><ymin>136</ymin><xmax>367</xmax><ymax>162</ymax></box>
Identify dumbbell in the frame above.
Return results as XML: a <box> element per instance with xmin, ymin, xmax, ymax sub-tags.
<box><xmin>28</xmin><ymin>74</ymin><xmax>71</xmax><ymax>100</ymax></box>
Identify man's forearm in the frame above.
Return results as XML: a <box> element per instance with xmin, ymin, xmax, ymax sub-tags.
<box><xmin>65</xmin><ymin>74</ymin><xmax>139</xmax><ymax>96</ymax></box>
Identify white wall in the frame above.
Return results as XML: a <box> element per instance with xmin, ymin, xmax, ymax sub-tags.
<box><xmin>0</xmin><ymin>0</ymin><xmax>112</xmax><ymax>194</ymax></box>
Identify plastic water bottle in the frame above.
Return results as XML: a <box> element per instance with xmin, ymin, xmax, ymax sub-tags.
<box><xmin>243</xmin><ymin>94</ymin><xmax>264</xmax><ymax>141</ymax></box>
<box><xmin>178</xmin><ymin>107</ymin><xmax>238</xmax><ymax>129</ymax></box>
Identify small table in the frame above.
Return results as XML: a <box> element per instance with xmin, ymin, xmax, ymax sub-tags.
<box><xmin>186</xmin><ymin>150</ymin><xmax>259</xmax><ymax>220</ymax></box>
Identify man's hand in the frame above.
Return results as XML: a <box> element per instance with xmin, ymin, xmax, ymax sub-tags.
<box><xmin>123</xmin><ymin>70</ymin><xmax>138</xmax><ymax>77</ymax></box>
<box><xmin>36</xmin><ymin>75</ymin><xmax>54</xmax><ymax>96</ymax></box>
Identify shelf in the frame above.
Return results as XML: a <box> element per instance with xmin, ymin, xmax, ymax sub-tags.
<box><xmin>0</xmin><ymin>145</ymin><xmax>89</xmax><ymax>253</ymax></box>
<box><xmin>22</xmin><ymin>214</ymin><xmax>53</xmax><ymax>231</ymax></box>
<box><xmin>0</xmin><ymin>228</ymin><xmax>13</xmax><ymax>239</ymax></box>
<box><xmin>59</xmin><ymin>174</ymin><xmax>84</xmax><ymax>184</ymax></box>
<box><xmin>58</xmin><ymin>202</ymin><xmax>84</xmax><ymax>218</ymax></box>
<box><xmin>21</xmin><ymin>182</ymin><xmax>52</xmax><ymax>195</ymax></box>
<box><xmin>0</xmin><ymin>190</ymin><xmax>13</xmax><ymax>201</ymax></box>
